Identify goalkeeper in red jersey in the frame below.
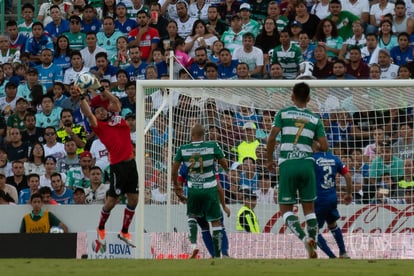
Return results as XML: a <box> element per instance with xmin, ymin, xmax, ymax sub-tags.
<box><xmin>79</xmin><ymin>84</ymin><xmax>138</xmax><ymax>248</ymax></box>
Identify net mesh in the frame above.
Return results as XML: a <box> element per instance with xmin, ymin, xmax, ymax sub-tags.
<box><xmin>138</xmin><ymin>80</ymin><xmax>414</xmax><ymax>259</ymax></box>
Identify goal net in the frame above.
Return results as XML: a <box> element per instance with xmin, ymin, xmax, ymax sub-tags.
<box><xmin>134</xmin><ymin>79</ymin><xmax>414</xmax><ymax>259</ymax></box>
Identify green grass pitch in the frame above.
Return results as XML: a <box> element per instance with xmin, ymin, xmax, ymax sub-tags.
<box><xmin>1</xmin><ymin>259</ymin><xmax>412</xmax><ymax>276</ymax></box>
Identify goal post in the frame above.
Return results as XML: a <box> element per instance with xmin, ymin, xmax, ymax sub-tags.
<box><xmin>134</xmin><ymin>79</ymin><xmax>414</xmax><ymax>259</ymax></box>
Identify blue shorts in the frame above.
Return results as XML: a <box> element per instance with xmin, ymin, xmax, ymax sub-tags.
<box><xmin>314</xmin><ymin>198</ymin><xmax>340</xmax><ymax>228</ymax></box>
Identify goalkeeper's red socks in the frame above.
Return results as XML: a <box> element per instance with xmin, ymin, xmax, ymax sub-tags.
<box><xmin>98</xmin><ymin>208</ymin><xmax>111</xmax><ymax>230</ymax></box>
<box><xmin>121</xmin><ymin>205</ymin><xmax>135</xmax><ymax>233</ymax></box>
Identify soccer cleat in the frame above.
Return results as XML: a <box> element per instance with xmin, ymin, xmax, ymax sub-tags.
<box><xmin>339</xmin><ymin>253</ymin><xmax>351</xmax><ymax>259</ymax></box>
<box><xmin>97</xmin><ymin>228</ymin><xmax>106</xmax><ymax>245</ymax></box>
<box><xmin>118</xmin><ymin>232</ymin><xmax>136</xmax><ymax>248</ymax></box>
<box><xmin>304</xmin><ymin>237</ymin><xmax>318</xmax><ymax>259</ymax></box>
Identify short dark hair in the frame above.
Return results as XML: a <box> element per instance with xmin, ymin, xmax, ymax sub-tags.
<box><xmin>366</xmin><ymin>33</ymin><xmax>378</xmax><ymax>41</ymax></box>
<box><xmin>205</xmin><ymin>62</ymin><xmax>218</xmax><ymax>71</ymax></box>
<box><xmin>137</xmin><ymin>9</ymin><xmax>148</xmax><ymax>16</ymax></box>
<box><xmin>242</xmin><ymin>157</ymin><xmax>256</xmax><ymax>164</ymax></box>
<box><xmin>150</xmin><ymin>2</ymin><xmax>161</xmax><ymax>9</ymax></box>
<box><xmin>237</xmin><ymin>62</ymin><xmax>249</xmax><ymax>69</ymax></box>
<box><xmin>398</xmin><ymin>32</ymin><xmax>410</xmax><ymax>40</ymax></box>
<box><xmin>32</xmin><ymin>22</ymin><xmax>44</xmax><ymax>29</ymax></box>
<box><xmin>49</xmin><ymin>4</ymin><xmax>61</xmax><ymax>12</ymax></box>
<box><xmin>30</xmin><ymin>193</ymin><xmax>42</xmax><ymax>202</ymax></box>
<box><xmin>349</xmin><ymin>46</ymin><xmax>361</xmax><ymax>53</ymax></box>
<box><xmin>6</xmin><ymin>20</ymin><xmax>17</xmax><ymax>27</ymax></box>
<box><xmin>53</xmin><ymin>81</ymin><xmax>65</xmax><ymax>91</ymax></box>
<box><xmin>280</xmin><ymin>27</ymin><xmax>290</xmax><ymax>34</ymax></box>
<box><xmin>39</xmin><ymin>186</ymin><xmax>53</xmax><ymax>195</ymax></box>
<box><xmin>90</xmin><ymin>166</ymin><xmax>102</xmax><ymax>173</ymax></box>
<box><xmin>100</xmin><ymin>78</ymin><xmax>111</xmax><ymax>86</ymax></box>
<box><xmin>194</xmin><ymin>46</ymin><xmax>207</xmax><ymax>54</ymax></box>
<box><xmin>333</xmin><ymin>59</ymin><xmax>347</xmax><ymax>67</ymax></box>
<box><xmin>24</xmin><ymin>112</ymin><xmax>36</xmax><ymax>121</ymax></box>
<box><xmin>83</xmin><ymin>4</ymin><xmax>96</xmax><ymax>11</ymax></box>
<box><xmin>51</xmin><ymin>172</ymin><xmax>62</xmax><ymax>180</ymax></box>
<box><xmin>21</xmin><ymin>3</ymin><xmax>35</xmax><ymax>12</ymax></box>
<box><xmin>27</xmin><ymin>173</ymin><xmax>40</xmax><ymax>181</ymax></box>
<box><xmin>60</xmin><ymin>108</ymin><xmax>73</xmax><ymax>118</ymax></box>
<box><xmin>103</xmin><ymin>16</ymin><xmax>115</xmax><ymax>22</ymax></box>
<box><xmin>125</xmin><ymin>81</ymin><xmax>136</xmax><ymax>89</ymax></box>
<box><xmin>219</xmin><ymin>48</ymin><xmax>231</xmax><ymax>55</ymax></box>
<box><xmin>152</xmin><ymin>47</ymin><xmax>164</xmax><ymax>55</ymax></box>
<box><xmin>95</xmin><ymin>51</ymin><xmax>108</xmax><ymax>60</ymax></box>
<box><xmin>395</xmin><ymin>0</ymin><xmax>406</xmax><ymax>7</ymax></box>
<box><xmin>70</xmin><ymin>50</ymin><xmax>82</xmax><ymax>59</ymax></box>
<box><xmin>329</xmin><ymin>0</ymin><xmax>341</xmax><ymax>5</ymax></box>
<box><xmin>222</xmin><ymin>109</ymin><xmax>234</xmax><ymax>117</ymax></box>
<box><xmin>292</xmin><ymin>82</ymin><xmax>310</xmax><ymax>102</ymax></box>
<box><xmin>41</xmin><ymin>93</ymin><xmax>54</xmax><ymax>103</ymax></box>
<box><xmin>86</xmin><ymin>31</ymin><xmax>97</xmax><ymax>37</ymax></box>
<box><xmin>116</xmin><ymin>69</ymin><xmax>128</xmax><ymax>78</ymax></box>
<box><xmin>242</xmin><ymin>32</ymin><xmax>255</xmax><ymax>40</ymax></box>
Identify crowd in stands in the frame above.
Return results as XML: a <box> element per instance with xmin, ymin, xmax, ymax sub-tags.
<box><xmin>1</xmin><ymin>0</ymin><xmax>414</xmax><ymax>206</ymax></box>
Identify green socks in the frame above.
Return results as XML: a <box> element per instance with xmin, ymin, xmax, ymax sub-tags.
<box><xmin>212</xmin><ymin>226</ymin><xmax>223</xmax><ymax>258</ymax></box>
<box><xmin>305</xmin><ymin>213</ymin><xmax>318</xmax><ymax>241</ymax></box>
<box><xmin>188</xmin><ymin>218</ymin><xmax>198</xmax><ymax>244</ymax></box>
<box><xmin>283</xmin><ymin>212</ymin><xmax>306</xmax><ymax>240</ymax></box>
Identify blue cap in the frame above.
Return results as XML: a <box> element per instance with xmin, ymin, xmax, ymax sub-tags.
<box><xmin>116</xmin><ymin>2</ymin><xmax>127</xmax><ymax>8</ymax></box>
<box><xmin>291</xmin><ymin>20</ymin><xmax>303</xmax><ymax>28</ymax></box>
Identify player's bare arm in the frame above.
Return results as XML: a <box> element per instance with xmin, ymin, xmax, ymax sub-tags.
<box><xmin>172</xmin><ymin>161</ymin><xmax>186</xmax><ymax>203</ymax></box>
<box><xmin>317</xmin><ymin>135</ymin><xmax>329</xmax><ymax>152</ymax></box>
<box><xmin>217</xmin><ymin>181</ymin><xmax>230</xmax><ymax>217</ymax></box>
<box><xmin>101</xmin><ymin>88</ymin><xmax>122</xmax><ymax>112</ymax></box>
<box><xmin>343</xmin><ymin>172</ymin><xmax>353</xmax><ymax>205</ymax></box>
<box><xmin>217</xmin><ymin>157</ymin><xmax>229</xmax><ymax>173</ymax></box>
<box><xmin>59</xmin><ymin>222</ymin><xmax>69</xmax><ymax>233</ymax></box>
<box><xmin>266</xmin><ymin>126</ymin><xmax>280</xmax><ymax>172</ymax></box>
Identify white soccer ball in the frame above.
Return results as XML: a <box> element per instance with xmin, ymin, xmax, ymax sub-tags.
<box><xmin>49</xmin><ymin>226</ymin><xmax>64</xmax><ymax>233</ymax></box>
<box><xmin>74</xmin><ymin>72</ymin><xmax>96</xmax><ymax>89</ymax></box>
<box><xmin>296</xmin><ymin>61</ymin><xmax>316</xmax><ymax>80</ymax></box>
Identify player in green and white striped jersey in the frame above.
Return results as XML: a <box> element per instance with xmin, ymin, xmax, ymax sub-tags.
<box><xmin>271</xmin><ymin>28</ymin><xmax>303</xmax><ymax>79</ymax></box>
<box><xmin>172</xmin><ymin>124</ymin><xmax>230</xmax><ymax>258</ymax></box>
<box><xmin>266</xmin><ymin>82</ymin><xmax>329</xmax><ymax>258</ymax></box>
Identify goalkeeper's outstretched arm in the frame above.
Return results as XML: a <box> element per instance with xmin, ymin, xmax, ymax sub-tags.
<box><xmin>101</xmin><ymin>87</ymin><xmax>122</xmax><ymax>113</ymax></box>
<box><xmin>79</xmin><ymin>89</ymin><xmax>98</xmax><ymax>128</ymax></box>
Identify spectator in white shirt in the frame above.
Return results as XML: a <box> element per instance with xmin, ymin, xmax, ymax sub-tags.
<box><xmin>232</xmin><ymin>32</ymin><xmax>264</xmax><ymax>79</ymax></box>
<box><xmin>255</xmin><ymin>173</ymin><xmax>277</xmax><ymax>205</ymax></box>
<box><xmin>80</xmin><ymin>32</ymin><xmax>107</xmax><ymax>68</ymax></box>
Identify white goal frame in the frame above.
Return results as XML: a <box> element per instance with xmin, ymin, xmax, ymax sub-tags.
<box><xmin>134</xmin><ymin>79</ymin><xmax>414</xmax><ymax>259</ymax></box>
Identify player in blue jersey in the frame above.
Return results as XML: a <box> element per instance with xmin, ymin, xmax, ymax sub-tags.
<box><xmin>313</xmin><ymin>141</ymin><xmax>352</xmax><ymax>258</ymax></box>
